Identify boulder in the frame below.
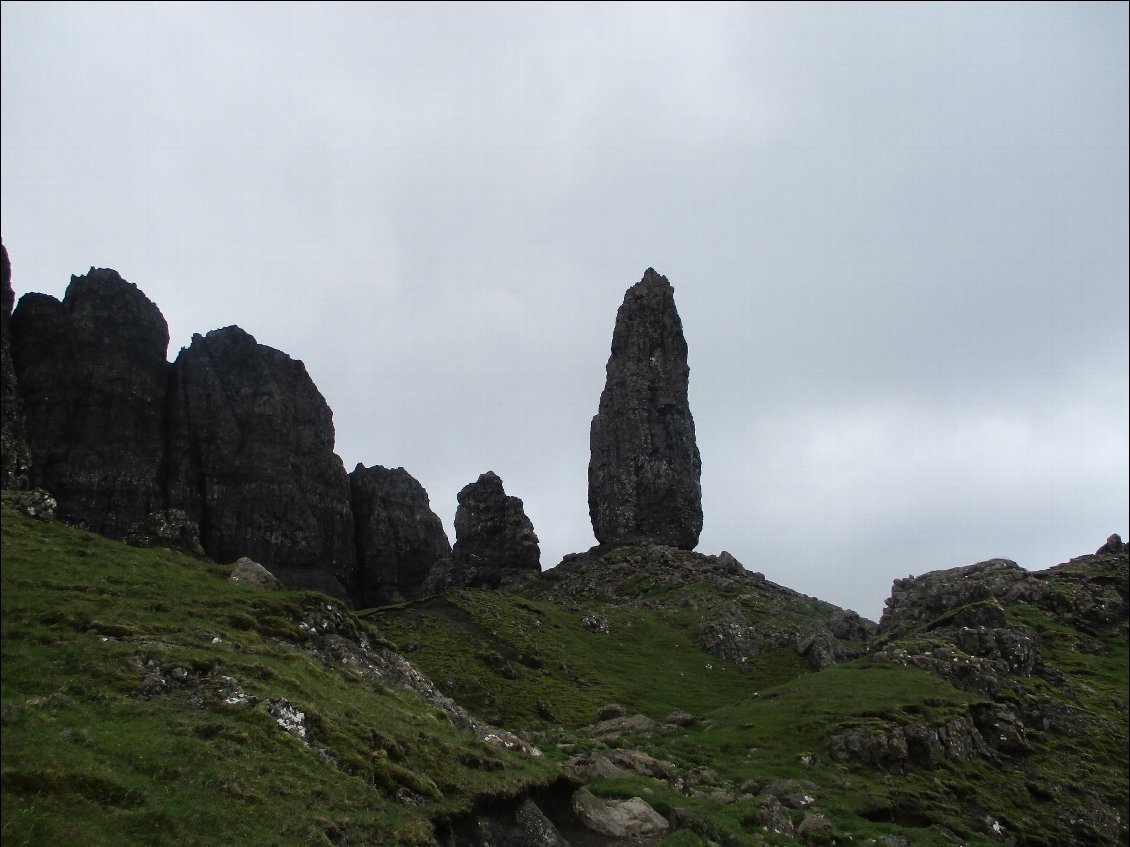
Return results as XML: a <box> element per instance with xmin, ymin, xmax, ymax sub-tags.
<box><xmin>164</xmin><ymin>326</ymin><xmax>356</xmax><ymax>597</ymax></box>
<box><xmin>570</xmin><ymin>787</ymin><xmax>668</xmax><ymax>838</ymax></box>
<box><xmin>350</xmin><ymin>464</ymin><xmax>452</xmax><ymax>606</ymax></box>
<box><xmin>663</xmin><ymin>709</ymin><xmax>697</xmax><ymax>727</ymax></box>
<box><xmin>563</xmin><ymin>751</ymin><xmax>631</xmax><ymax>781</ymax></box>
<box><xmin>797</xmin><ymin>812</ymin><xmax>833</xmax><ymax>843</ymax></box>
<box><xmin>0</xmin><ymin>241</ymin><xmax>31</xmax><ymax>490</ymax></box>
<box><xmin>452</xmin><ymin>471</ymin><xmax>540</xmax><ymax>581</ymax></box>
<box><xmin>596</xmin><ymin>703</ymin><xmax>626</xmax><ymax>721</ymax></box>
<box><xmin>756</xmin><ymin>795</ymin><xmax>796</xmax><ymax>837</ymax></box>
<box><xmin>586</xmin><ymin>713</ymin><xmax>656</xmax><ymax>742</ymax></box>
<box><xmin>11</xmin><ymin>268</ymin><xmax>169</xmax><ymax>538</ymax></box>
<box><xmin>588</xmin><ymin>268</ymin><xmax>702</xmax><ymax>549</ymax></box>
<box><xmin>229</xmin><ymin>557</ymin><xmax>283</xmax><ymax>591</ymax></box>
<box><xmin>606</xmin><ymin>749</ymin><xmax>677</xmax><ymax>779</ymax></box>
<box><xmin>796</xmin><ymin>627</ymin><xmax>848</xmax><ymax>670</ymax></box>
<box><xmin>473</xmin><ymin>796</ymin><xmax>570</xmax><ymax>847</ymax></box>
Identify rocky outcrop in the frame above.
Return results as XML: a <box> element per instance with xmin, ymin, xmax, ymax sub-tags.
<box><xmin>350</xmin><ymin>464</ymin><xmax>452</xmax><ymax>606</ymax></box>
<box><xmin>125</xmin><ymin>508</ymin><xmax>206</xmax><ymax>558</ymax></box>
<box><xmin>164</xmin><ymin>326</ymin><xmax>356</xmax><ymax>597</ymax></box>
<box><xmin>846</xmin><ymin>535</ymin><xmax>1130</xmax><ymax>846</ymax></box>
<box><xmin>546</xmin><ymin>544</ymin><xmax>870</xmax><ymax>673</ymax></box>
<box><xmin>880</xmin><ymin>538</ymin><xmax>1128</xmax><ymax>643</ymax></box>
<box><xmin>1</xmin><ymin>241</ymin><xmax>31</xmax><ymax>490</ymax></box>
<box><xmin>0</xmin><ymin>487</ymin><xmax>57</xmax><ymax>521</ymax></box>
<box><xmin>829</xmin><ymin>714</ymin><xmax>990</xmax><ymax>774</ymax></box>
<box><xmin>10</xmin><ymin>268</ymin><xmax>169</xmax><ymax>538</ymax></box>
<box><xmin>452</xmin><ymin>471</ymin><xmax>540</xmax><ymax>585</ymax></box>
<box><xmin>588</xmin><ymin>268</ymin><xmax>702</xmax><ymax>550</ymax></box>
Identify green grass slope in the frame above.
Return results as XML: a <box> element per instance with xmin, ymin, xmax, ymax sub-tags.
<box><xmin>4</xmin><ymin>506</ymin><xmax>1127</xmax><ymax>847</ymax></box>
<box><xmin>377</xmin><ymin>545</ymin><xmax>1128</xmax><ymax>847</ymax></box>
<box><xmin>0</xmin><ymin>507</ymin><xmax>556</xmax><ymax>847</ymax></box>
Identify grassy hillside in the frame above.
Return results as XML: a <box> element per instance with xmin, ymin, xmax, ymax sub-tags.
<box><xmin>377</xmin><ymin>547</ymin><xmax>1129</xmax><ymax>847</ymax></box>
<box><xmin>3</xmin><ymin>505</ymin><xmax>1127</xmax><ymax>847</ymax></box>
<box><xmin>0</xmin><ymin>506</ymin><xmax>556</xmax><ymax>847</ymax></box>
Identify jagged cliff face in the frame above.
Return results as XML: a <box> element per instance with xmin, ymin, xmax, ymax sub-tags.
<box><xmin>350</xmin><ymin>464</ymin><xmax>452</xmax><ymax>606</ymax></box>
<box><xmin>165</xmin><ymin>326</ymin><xmax>357</xmax><ymax>597</ymax></box>
<box><xmin>10</xmin><ymin>268</ymin><xmax>169</xmax><ymax>537</ymax></box>
<box><xmin>588</xmin><ymin>268</ymin><xmax>702</xmax><ymax>550</ymax></box>
<box><xmin>1</xmin><ymin>241</ymin><xmax>31</xmax><ymax>490</ymax></box>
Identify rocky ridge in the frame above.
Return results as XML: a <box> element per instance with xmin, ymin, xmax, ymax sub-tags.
<box><xmin>544</xmin><ymin>544</ymin><xmax>876</xmax><ymax>672</ymax></box>
<box><xmin>1</xmin><ymin>252</ymin><xmax>546</xmax><ymax>606</ymax></box>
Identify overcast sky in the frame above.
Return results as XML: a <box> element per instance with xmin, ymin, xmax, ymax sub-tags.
<box><xmin>2</xmin><ymin>2</ymin><xmax>1127</xmax><ymax>620</ymax></box>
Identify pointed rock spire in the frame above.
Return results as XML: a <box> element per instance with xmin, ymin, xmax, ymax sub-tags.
<box><xmin>588</xmin><ymin>268</ymin><xmax>702</xmax><ymax>549</ymax></box>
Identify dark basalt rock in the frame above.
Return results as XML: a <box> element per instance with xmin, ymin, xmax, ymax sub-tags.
<box><xmin>10</xmin><ymin>268</ymin><xmax>169</xmax><ymax>537</ymax></box>
<box><xmin>350</xmin><ymin>464</ymin><xmax>452</xmax><ymax>606</ymax></box>
<box><xmin>125</xmin><ymin>508</ymin><xmax>206</xmax><ymax>558</ymax></box>
<box><xmin>1</xmin><ymin>240</ymin><xmax>31</xmax><ymax>490</ymax></box>
<box><xmin>164</xmin><ymin>326</ymin><xmax>356</xmax><ymax>597</ymax></box>
<box><xmin>588</xmin><ymin>268</ymin><xmax>702</xmax><ymax>550</ymax></box>
<box><xmin>452</xmin><ymin>471</ymin><xmax>540</xmax><ymax>583</ymax></box>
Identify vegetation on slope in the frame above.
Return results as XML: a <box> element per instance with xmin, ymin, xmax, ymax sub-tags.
<box><xmin>0</xmin><ymin>506</ymin><xmax>555</xmax><ymax>847</ymax></box>
<box><xmin>3</xmin><ymin>504</ymin><xmax>1127</xmax><ymax>847</ymax></box>
<box><xmin>377</xmin><ymin>545</ymin><xmax>1129</xmax><ymax>847</ymax></box>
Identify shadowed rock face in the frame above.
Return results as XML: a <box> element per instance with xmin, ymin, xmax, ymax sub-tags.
<box><xmin>350</xmin><ymin>464</ymin><xmax>452</xmax><ymax>606</ymax></box>
<box><xmin>164</xmin><ymin>326</ymin><xmax>356</xmax><ymax>597</ymax></box>
<box><xmin>10</xmin><ymin>268</ymin><xmax>169</xmax><ymax>536</ymax></box>
<box><xmin>1</xmin><ymin>241</ymin><xmax>31</xmax><ymax>490</ymax></box>
<box><xmin>453</xmin><ymin>471</ymin><xmax>540</xmax><ymax>578</ymax></box>
<box><xmin>588</xmin><ymin>268</ymin><xmax>702</xmax><ymax>550</ymax></box>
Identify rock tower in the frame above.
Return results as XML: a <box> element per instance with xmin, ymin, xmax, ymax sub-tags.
<box><xmin>588</xmin><ymin>268</ymin><xmax>702</xmax><ymax>549</ymax></box>
<box><xmin>453</xmin><ymin>471</ymin><xmax>541</xmax><ymax>580</ymax></box>
<box><xmin>350</xmin><ymin>464</ymin><xmax>453</xmax><ymax>606</ymax></box>
<box><xmin>164</xmin><ymin>326</ymin><xmax>357</xmax><ymax>597</ymax></box>
<box><xmin>10</xmin><ymin>268</ymin><xmax>169</xmax><ymax>537</ymax></box>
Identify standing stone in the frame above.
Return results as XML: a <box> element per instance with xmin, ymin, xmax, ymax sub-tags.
<box><xmin>452</xmin><ymin>471</ymin><xmax>540</xmax><ymax>582</ymax></box>
<box><xmin>164</xmin><ymin>326</ymin><xmax>356</xmax><ymax>597</ymax></box>
<box><xmin>10</xmin><ymin>268</ymin><xmax>169</xmax><ymax>537</ymax></box>
<box><xmin>588</xmin><ymin>268</ymin><xmax>702</xmax><ymax>549</ymax></box>
<box><xmin>350</xmin><ymin>464</ymin><xmax>452</xmax><ymax>606</ymax></box>
<box><xmin>1</xmin><ymin>240</ymin><xmax>31</xmax><ymax>490</ymax></box>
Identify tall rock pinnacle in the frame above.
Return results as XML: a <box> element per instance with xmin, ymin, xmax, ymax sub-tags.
<box><xmin>11</xmin><ymin>267</ymin><xmax>169</xmax><ymax>536</ymax></box>
<box><xmin>588</xmin><ymin>268</ymin><xmax>702</xmax><ymax>549</ymax></box>
<box><xmin>164</xmin><ymin>326</ymin><xmax>356</xmax><ymax>597</ymax></box>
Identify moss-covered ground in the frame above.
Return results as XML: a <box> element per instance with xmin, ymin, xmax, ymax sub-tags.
<box><xmin>3</xmin><ymin>507</ymin><xmax>1127</xmax><ymax>847</ymax></box>
<box><xmin>0</xmin><ymin>507</ymin><xmax>555</xmax><ymax>847</ymax></box>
